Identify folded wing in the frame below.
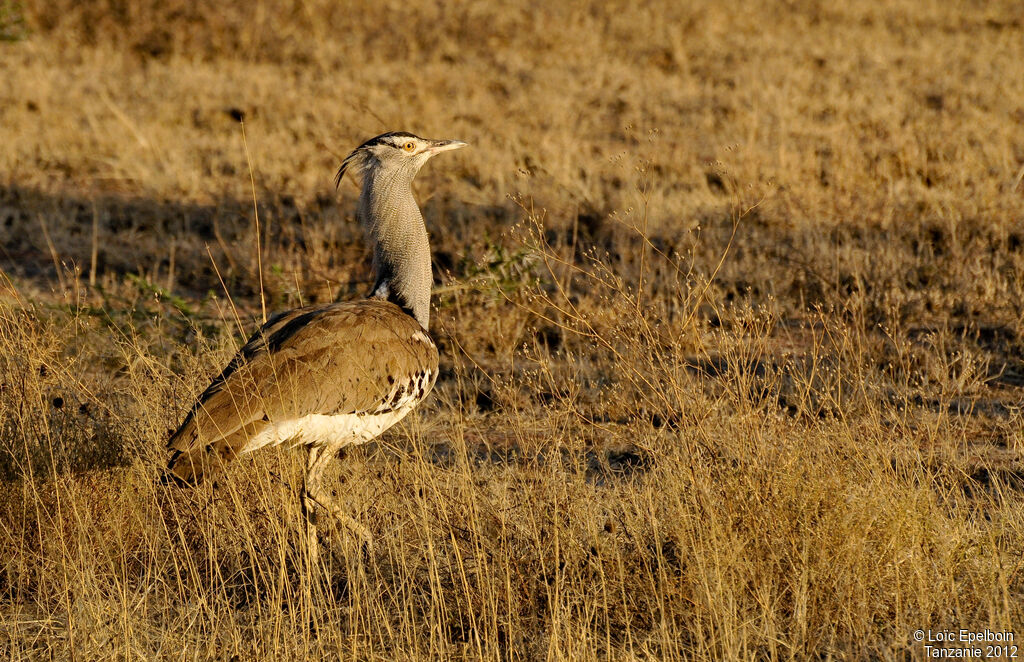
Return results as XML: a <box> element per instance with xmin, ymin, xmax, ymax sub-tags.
<box><xmin>166</xmin><ymin>299</ymin><xmax>438</xmax><ymax>483</ymax></box>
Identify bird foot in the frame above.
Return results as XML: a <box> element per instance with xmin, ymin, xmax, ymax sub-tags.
<box><xmin>303</xmin><ymin>523</ymin><xmax>372</xmax><ymax>571</ymax></box>
<box><xmin>302</xmin><ymin>489</ymin><xmax>374</xmax><ymax>563</ymax></box>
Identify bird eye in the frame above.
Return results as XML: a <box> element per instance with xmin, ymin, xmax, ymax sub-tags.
<box><xmin>402</xmin><ymin>141</ymin><xmax>416</xmax><ymax>152</ymax></box>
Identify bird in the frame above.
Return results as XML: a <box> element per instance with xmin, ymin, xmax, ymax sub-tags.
<box><xmin>164</xmin><ymin>131</ymin><xmax>466</xmax><ymax>554</ymax></box>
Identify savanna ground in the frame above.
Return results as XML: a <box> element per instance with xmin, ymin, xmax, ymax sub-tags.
<box><xmin>1</xmin><ymin>0</ymin><xmax>1023</xmax><ymax>659</ymax></box>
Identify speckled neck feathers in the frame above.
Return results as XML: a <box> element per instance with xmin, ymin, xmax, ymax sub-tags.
<box><xmin>358</xmin><ymin>168</ymin><xmax>432</xmax><ymax>329</ymax></box>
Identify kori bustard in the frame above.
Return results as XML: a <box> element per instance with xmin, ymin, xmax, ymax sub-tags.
<box><xmin>165</xmin><ymin>131</ymin><xmax>465</xmax><ymax>553</ymax></box>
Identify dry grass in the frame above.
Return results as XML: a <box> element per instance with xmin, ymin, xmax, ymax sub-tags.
<box><xmin>2</xmin><ymin>0</ymin><xmax>1024</xmax><ymax>659</ymax></box>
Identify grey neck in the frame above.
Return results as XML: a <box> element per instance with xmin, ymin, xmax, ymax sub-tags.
<box><xmin>358</xmin><ymin>169</ymin><xmax>432</xmax><ymax>329</ymax></box>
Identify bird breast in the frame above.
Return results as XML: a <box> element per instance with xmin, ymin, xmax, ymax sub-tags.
<box><xmin>242</xmin><ymin>364</ymin><xmax>435</xmax><ymax>453</ymax></box>
<box><xmin>242</xmin><ymin>405</ymin><xmax>418</xmax><ymax>453</ymax></box>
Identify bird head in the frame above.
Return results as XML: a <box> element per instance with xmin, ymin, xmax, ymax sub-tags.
<box><xmin>335</xmin><ymin>131</ymin><xmax>466</xmax><ymax>188</ymax></box>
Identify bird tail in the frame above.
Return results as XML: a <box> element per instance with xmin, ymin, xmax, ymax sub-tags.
<box><xmin>162</xmin><ymin>414</ymin><xmax>213</xmax><ymax>486</ymax></box>
<box><xmin>162</xmin><ymin>446</ymin><xmax>223</xmax><ymax>486</ymax></box>
<box><xmin>161</xmin><ymin>419</ymin><xmax>267</xmax><ymax>487</ymax></box>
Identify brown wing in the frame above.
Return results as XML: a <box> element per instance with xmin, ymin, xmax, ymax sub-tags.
<box><xmin>166</xmin><ymin>299</ymin><xmax>438</xmax><ymax>483</ymax></box>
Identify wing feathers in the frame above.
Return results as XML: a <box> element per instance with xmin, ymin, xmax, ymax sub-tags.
<box><xmin>166</xmin><ymin>300</ymin><xmax>437</xmax><ymax>482</ymax></box>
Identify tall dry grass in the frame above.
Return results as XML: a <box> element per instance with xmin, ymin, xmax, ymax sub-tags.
<box><xmin>2</xmin><ymin>0</ymin><xmax>1024</xmax><ymax>659</ymax></box>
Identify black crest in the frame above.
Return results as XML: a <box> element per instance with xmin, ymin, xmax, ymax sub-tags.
<box><xmin>335</xmin><ymin>131</ymin><xmax>422</xmax><ymax>188</ymax></box>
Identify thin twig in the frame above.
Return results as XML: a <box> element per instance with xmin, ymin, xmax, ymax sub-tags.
<box><xmin>241</xmin><ymin>121</ymin><xmax>267</xmax><ymax>324</ymax></box>
<box><xmin>205</xmin><ymin>244</ymin><xmax>247</xmax><ymax>341</ymax></box>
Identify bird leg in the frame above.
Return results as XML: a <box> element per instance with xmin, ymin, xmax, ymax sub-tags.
<box><xmin>302</xmin><ymin>444</ymin><xmax>373</xmax><ymax>560</ymax></box>
<box><xmin>301</xmin><ymin>446</ymin><xmax>323</xmax><ymax>563</ymax></box>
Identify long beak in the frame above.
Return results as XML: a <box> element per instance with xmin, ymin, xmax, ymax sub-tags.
<box><xmin>426</xmin><ymin>139</ymin><xmax>467</xmax><ymax>154</ymax></box>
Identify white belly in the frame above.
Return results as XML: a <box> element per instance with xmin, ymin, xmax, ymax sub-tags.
<box><xmin>241</xmin><ymin>406</ymin><xmax>414</xmax><ymax>454</ymax></box>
